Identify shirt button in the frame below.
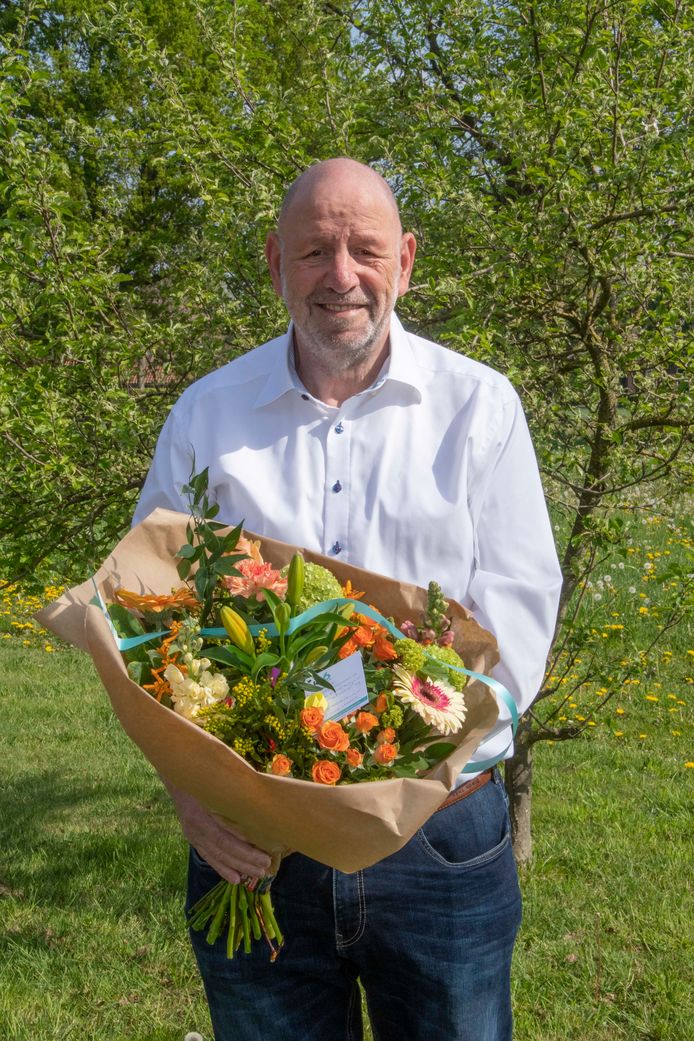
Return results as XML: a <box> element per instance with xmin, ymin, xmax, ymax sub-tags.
<box><xmin>331</xmin><ymin>541</ymin><xmax>342</xmax><ymax>555</ymax></box>
<box><xmin>332</xmin><ymin>480</ymin><xmax>342</xmax><ymax>493</ymax></box>
<box><xmin>301</xmin><ymin>393</ymin><xmax>309</xmax><ymax>401</ymax></box>
<box><xmin>334</xmin><ymin>421</ymin><xmax>344</xmax><ymax>433</ymax></box>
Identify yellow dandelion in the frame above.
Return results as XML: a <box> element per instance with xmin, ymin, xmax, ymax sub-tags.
<box><xmin>685</xmin><ymin>762</ymin><xmax>694</xmax><ymax>769</ymax></box>
<box><xmin>614</xmin><ymin>731</ymin><xmax>624</xmax><ymax>737</ymax></box>
<box><xmin>639</xmin><ymin>733</ymin><xmax>647</xmax><ymax>739</ymax></box>
<box><xmin>671</xmin><ymin>730</ymin><xmax>681</xmax><ymax>737</ymax></box>
<box><xmin>615</xmin><ymin>707</ymin><xmax>625</xmax><ymax>716</ymax></box>
<box><xmin>645</xmin><ymin>695</ymin><xmax>659</xmax><ymax>703</ymax></box>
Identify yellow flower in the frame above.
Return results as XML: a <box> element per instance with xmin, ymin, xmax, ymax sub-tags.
<box><xmin>304</xmin><ymin>692</ymin><xmax>328</xmax><ymax>711</ymax></box>
<box><xmin>615</xmin><ymin>707</ymin><xmax>625</xmax><ymax>716</ymax></box>
<box><xmin>645</xmin><ymin>695</ymin><xmax>659</xmax><ymax>703</ymax></box>
<box><xmin>614</xmin><ymin>731</ymin><xmax>624</xmax><ymax>737</ymax></box>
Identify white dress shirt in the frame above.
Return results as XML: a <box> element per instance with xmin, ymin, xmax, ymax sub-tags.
<box><xmin>135</xmin><ymin>314</ymin><xmax>563</xmax><ymax>774</ymax></box>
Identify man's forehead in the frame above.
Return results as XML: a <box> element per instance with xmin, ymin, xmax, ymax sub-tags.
<box><xmin>279</xmin><ymin>161</ymin><xmax>401</xmax><ymax>232</ymax></box>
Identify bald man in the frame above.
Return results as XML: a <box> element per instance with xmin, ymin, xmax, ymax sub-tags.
<box><xmin>135</xmin><ymin>158</ymin><xmax>562</xmax><ymax>1041</ymax></box>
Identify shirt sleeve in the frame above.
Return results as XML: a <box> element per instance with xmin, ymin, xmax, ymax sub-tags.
<box><xmin>466</xmin><ymin>391</ymin><xmax>563</xmax><ymax>756</ymax></box>
<box><xmin>132</xmin><ymin>405</ymin><xmax>193</xmax><ymax>526</ymax></box>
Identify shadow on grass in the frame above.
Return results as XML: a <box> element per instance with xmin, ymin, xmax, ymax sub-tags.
<box><xmin>0</xmin><ymin>766</ymin><xmax>186</xmax><ymax>915</ymax></box>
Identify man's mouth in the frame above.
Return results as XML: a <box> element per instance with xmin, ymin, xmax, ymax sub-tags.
<box><xmin>315</xmin><ymin>302</ymin><xmax>368</xmax><ymax>313</ymax></box>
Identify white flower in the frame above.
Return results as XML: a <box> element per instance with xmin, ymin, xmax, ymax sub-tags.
<box><xmin>164</xmin><ymin>662</ymin><xmax>228</xmax><ymax>721</ymax></box>
<box><xmin>391</xmin><ymin>665</ymin><xmax>466</xmax><ymax>735</ymax></box>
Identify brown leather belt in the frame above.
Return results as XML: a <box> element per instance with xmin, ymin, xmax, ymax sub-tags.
<box><xmin>435</xmin><ymin>769</ymin><xmax>494</xmax><ymax>813</ymax></box>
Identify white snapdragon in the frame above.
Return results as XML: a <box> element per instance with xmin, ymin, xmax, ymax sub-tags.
<box><xmin>164</xmin><ymin>661</ymin><xmax>229</xmax><ymax>721</ymax></box>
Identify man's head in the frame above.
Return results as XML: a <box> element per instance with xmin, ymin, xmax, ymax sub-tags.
<box><xmin>265</xmin><ymin>158</ymin><xmax>416</xmax><ymax>373</ymax></box>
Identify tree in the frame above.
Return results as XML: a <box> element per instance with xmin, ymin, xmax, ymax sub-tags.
<box><xmin>337</xmin><ymin>0</ymin><xmax>692</xmax><ymax>861</ymax></box>
<box><xmin>1</xmin><ymin>0</ymin><xmax>691</xmax><ymax>860</ymax></box>
<box><xmin>0</xmin><ymin>0</ymin><xmax>356</xmax><ymax>582</ymax></box>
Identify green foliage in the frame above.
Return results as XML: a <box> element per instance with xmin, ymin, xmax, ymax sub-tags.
<box><xmin>1</xmin><ymin>1</ymin><xmax>691</xmax><ymax>766</ymax></box>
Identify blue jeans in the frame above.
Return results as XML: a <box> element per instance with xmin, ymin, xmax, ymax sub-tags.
<box><xmin>186</xmin><ymin>770</ymin><xmax>521</xmax><ymax>1041</ymax></box>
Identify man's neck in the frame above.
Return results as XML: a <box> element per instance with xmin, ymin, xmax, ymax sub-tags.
<box><xmin>293</xmin><ymin>336</ymin><xmax>390</xmax><ymax>407</ymax></box>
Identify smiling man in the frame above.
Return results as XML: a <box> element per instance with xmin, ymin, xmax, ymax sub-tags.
<box><xmin>135</xmin><ymin>158</ymin><xmax>562</xmax><ymax>1041</ymax></box>
<box><xmin>265</xmin><ymin>161</ymin><xmax>415</xmax><ymax>405</ymax></box>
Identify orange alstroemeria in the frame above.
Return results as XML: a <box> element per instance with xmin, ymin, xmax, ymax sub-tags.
<box><xmin>341</xmin><ymin>579</ymin><xmax>364</xmax><ymax>601</ymax></box>
<box><xmin>115</xmin><ymin>587</ymin><xmax>199</xmax><ymax>615</ymax></box>
<box><xmin>338</xmin><ymin>612</ymin><xmax>396</xmax><ymax>661</ymax></box>
<box><xmin>373</xmin><ymin>634</ymin><xmax>398</xmax><ymax>661</ymax></box>
<box><xmin>143</xmin><ymin>621</ymin><xmax>183</xmax><ymax>702</ymax></box>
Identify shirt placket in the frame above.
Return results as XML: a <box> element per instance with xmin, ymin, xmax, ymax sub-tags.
<box><xmin>322</xmin><ymin>413</ymin><xmax>350</xmax><ymax>558</ymax></box>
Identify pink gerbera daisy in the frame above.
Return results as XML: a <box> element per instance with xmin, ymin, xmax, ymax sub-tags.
<box><xmin>391</xmin><ymin>665</ymin><xmax>467</xmax><ymax>735</ymax></box>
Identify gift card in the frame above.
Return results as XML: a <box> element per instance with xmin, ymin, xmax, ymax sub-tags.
<box><xmin>313</xmin><ymin>652</ymin><xmax>370</xmax><ymax>721</ymax></box>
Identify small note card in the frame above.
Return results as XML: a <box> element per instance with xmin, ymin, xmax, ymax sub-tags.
<box><xmin>313</xmin><ymin>652</ymin><xmax>370</xmax><ymax>721</ymax></box>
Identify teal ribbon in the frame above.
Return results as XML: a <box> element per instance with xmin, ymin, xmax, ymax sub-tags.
<box><xmin>97</xmin><ymin>593</ymin><xmax>517</xmax><ymax>770</ymax></box>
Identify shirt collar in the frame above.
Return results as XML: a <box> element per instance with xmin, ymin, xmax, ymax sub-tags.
<box><xmin>253</xmin><ymin>313</ymin><xmax>422</xmax><ymax>408</ymax></box>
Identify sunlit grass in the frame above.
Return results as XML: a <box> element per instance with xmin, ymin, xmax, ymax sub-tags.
<box><xmin>1</xmin><ymin>504</ymin><xmax>691</xmax><ymax>1039</ymax></box>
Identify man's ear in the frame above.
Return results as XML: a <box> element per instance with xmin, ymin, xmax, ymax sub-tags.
<box><xmin>265</xmin><ymin>232</ymin><xmax>283</xmax><ymax>296</ymax></box>
<box><xmin>397</xmin><ymin>232</ymin><xmax>417</xmax><ymax>297</ymax></box>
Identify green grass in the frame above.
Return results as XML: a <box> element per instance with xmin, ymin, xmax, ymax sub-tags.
<box><xmin>1</xmin><ymin>508</ymin><xmax>691</xmax><ymax>1040</ymax></box>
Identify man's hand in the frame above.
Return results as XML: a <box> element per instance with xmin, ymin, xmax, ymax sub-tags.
<box><xmin>162</xmin><ymin>778</ymin><xmax>272</xmax><ymax>883</ymax></box>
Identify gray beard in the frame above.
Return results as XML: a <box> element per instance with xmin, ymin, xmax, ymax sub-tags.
<box><xmin>281</xmin><ymin>276</ymin><xmax>399</xmax><ymax>372</ymax></box>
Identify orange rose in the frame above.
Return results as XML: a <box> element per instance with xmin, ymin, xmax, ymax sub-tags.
<box><xmin>355</xmin><ymin>711</ymin><xmax>379</xmax><ymax>733</ymax></box>
<box><xmin>317</xmin><ymin>721</ymin><xmax>350</xmax><ymax>752</ymax></box>
<box><xmin>376</xmin><ymin>727</ymin><xmax>397</xmax><ymax>744</ymax></box>
<box><xmin>373</xmin><ymin>693</ymin><xmax>389</xmax><ymax>714</ymax></box>
<box><xmin>311</xmin><ymin>760</ymin><xmax>342</xmax><ymax>785</ymax></box>
<box><xmin>374</xmin><ymin>742</ymin><xmax>398</xmax><ymax>765</ymax></box>
<box><xmin>300</xmin><ymin>706</ymin><xmax>325</xmax><ymax>733</ymax></box>
<box><xmin>346</xmin><ymin>748</ymin><xmax>364</xmax><ymax>768</ymax></box>
<box><xmin>373</xmin><ymin>634</ymin><xmax>398</xmax><ymax>661</ymax></box>
<box><xmin>269</xmin><ymin>754</ymin><xmax>293</xmax><ymax>776</ymax></box>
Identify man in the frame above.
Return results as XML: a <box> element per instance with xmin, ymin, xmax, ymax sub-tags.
<box><xmin>134</xmin><ymin>158</ymin><xmax>562</xmax><ymax>1041</ymax></box>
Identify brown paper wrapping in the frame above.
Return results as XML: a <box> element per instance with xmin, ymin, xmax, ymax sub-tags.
<box><xmin>38</xmin><ymin>508</ymin><xmax>500</xmax><ymax>873</ymax></box>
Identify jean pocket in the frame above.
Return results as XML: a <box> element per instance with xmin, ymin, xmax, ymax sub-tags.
<box><xmin>415</xmin><ymin>782</ymin><xmax>512</xmax><ymax>870</ymax></box>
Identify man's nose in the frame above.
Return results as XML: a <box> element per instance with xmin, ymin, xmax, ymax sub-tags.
<box><xmin>324</xmin><ymin>247</ymin><xmax>359</xmax><ymax>292</ymax></box>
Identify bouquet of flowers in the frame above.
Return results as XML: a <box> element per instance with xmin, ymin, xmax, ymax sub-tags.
<box><xmin>37</xmin><ymin>471</ymin><xmax>503</xmax><ymax>961</ymax></box>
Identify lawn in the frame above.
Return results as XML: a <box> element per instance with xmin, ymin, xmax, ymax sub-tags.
<box><xmin>0</xmin><ymin>510</ymin><xmax>691</xmax><ymax>1040</ymax></box>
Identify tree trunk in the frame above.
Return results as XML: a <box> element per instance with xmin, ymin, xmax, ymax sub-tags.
<box><xmin>504</xmin><ymin>734</ymin><xmax>534</xmax><ymax>868</ymax></box>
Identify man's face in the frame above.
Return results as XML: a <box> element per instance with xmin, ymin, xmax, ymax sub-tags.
<box><xmin>266</xmin><ymin>167</ymin><xmax>416</xmax><ymax>369</ymax></box>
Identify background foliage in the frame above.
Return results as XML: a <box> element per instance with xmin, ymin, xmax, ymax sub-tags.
<box><xmin>1</xmin><ymin>0</ymin><xmax>691</xmax><ymax>856</ymax></box>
